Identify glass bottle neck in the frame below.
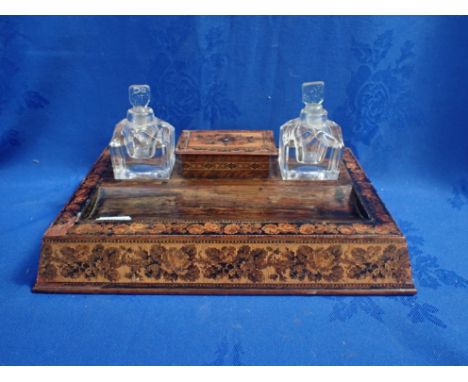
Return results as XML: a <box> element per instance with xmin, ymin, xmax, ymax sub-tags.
<box><xmin>127</xmin><ymin>106</ymin><xmax>156</xmax><ymax>127</ymax></box>
<box><xmin>300</xmin><ymin>103</ymin><xmax>328</xmax><ymax>129</ymax></box>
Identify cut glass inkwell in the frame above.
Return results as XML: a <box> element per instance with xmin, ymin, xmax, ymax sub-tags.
<box><xmin>110</xmin><ymin>84</ymin><xmax>175</xmax><ymax>180</ymax></box>
<box><xmin>279</xmin><ymin>81</ymin><xmax>344</xmax><ymax>180</ymax></box>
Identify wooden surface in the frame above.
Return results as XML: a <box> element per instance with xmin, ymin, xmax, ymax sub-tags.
<box><xmin>175</xmin><ymin>130</ymin><xmax>278</xmax><ymax>155</ymax></box>
<box><xmin>83</xmin><ymin>161</ymin><xmax>361</xmax><ymax>223</ymax></box>
<box><xmin>34</xmin><ymin>147</ymin><xmax>416</xmax><ymax>295</ymax></box>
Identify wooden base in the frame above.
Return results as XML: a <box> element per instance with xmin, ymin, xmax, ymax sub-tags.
<box><xmin>34</xmin><ymin>148</ymin><xmax>416</xmax><ymax>295</ymax></box>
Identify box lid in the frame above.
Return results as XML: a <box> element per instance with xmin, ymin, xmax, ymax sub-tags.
<box><xmin>175</xmin><ymin>130</ymin><xmax>278</xmax><ymax>156</ymax></box>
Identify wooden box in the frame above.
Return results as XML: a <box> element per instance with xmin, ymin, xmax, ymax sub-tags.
<box><xmin>175</xmin><ymin>130</ymin><xmax>278</xmax><ymax>178</ymax></box>
<box><xmin>33</xmin><ymin>148</ymin><xmax>415</xmax><ymax>295</ymax></box>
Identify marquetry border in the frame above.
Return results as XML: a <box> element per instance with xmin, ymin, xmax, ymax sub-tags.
<box><xmin>35</xmin><ymin>238</ymin><xmax>414</xmax><ymax>294</ymax></box>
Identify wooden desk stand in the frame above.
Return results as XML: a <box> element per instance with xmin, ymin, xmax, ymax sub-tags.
<box><xmin>33</xmin><ymin>148</ymin><xmax>416</xmax><ymax>295</ymax></box>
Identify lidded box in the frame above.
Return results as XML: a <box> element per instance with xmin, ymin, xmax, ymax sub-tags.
<box><xmin>175</xmin><ymin>130</ymin><xmax>278</xmax><ymax>178</ymax></box>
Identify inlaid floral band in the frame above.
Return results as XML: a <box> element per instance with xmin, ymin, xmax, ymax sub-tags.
<box><xmin>38</xmin><ymin>242</ymin><xmax>412</xmax><ymax>286</ymax></box>
<box><xmin>71</xmin><ymin>221</ymin><xmax>399</xmax><ymax>236</ymax></box>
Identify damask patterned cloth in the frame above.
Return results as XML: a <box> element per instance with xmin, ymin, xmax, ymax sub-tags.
<box><xmin>1</xmin><ymin>16</ymin><xmax>468</xmax><ymax>365</ymax></box>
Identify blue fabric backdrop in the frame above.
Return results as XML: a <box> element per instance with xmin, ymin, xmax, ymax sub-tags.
<box><xmin>1</xmin><ymin>16</ymin><xmax>468</xmax><ymax>365</ymax></box>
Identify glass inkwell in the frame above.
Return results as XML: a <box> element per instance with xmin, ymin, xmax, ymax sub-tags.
<box><xmin>110</xmin><ymin>84</ymin><xmax>175</xmax><ymax>180</ymax></box>
<box><xmin>278</xmin><ymin>81</ymin><xmax>344</xmax><ymax>180</ymax></box>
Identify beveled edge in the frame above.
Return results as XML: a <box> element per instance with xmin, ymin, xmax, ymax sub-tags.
<box><xmin>33</xmin><ymin>281</ymin><xmax>416</xmax><ymax>296</ymax></box>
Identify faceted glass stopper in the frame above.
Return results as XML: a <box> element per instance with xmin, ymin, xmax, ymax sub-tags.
<box><xmin>302</xmin><ymin>81</ymin><xmax>324</xmax><ymax>105</ymax></box>
<box><xmin>129</xmin><ymin>84</ymin><xmax>151</xmax><ymax>108</ymax></box>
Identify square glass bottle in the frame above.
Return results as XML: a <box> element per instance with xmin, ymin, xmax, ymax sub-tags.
<box><xmin>278</xmin><ymin>81</ymin><xmax>344</xmax><ymax>180</ymax></box>
<box><xmin>110</xmin><ymin>85</ymin><xmax>175</xmax><ymax>180</ymax></box>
